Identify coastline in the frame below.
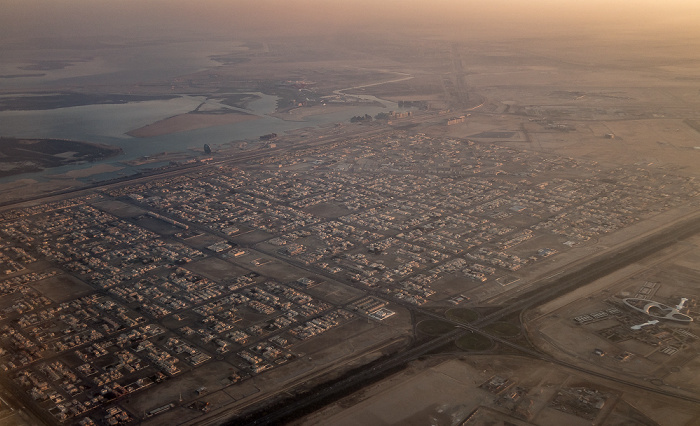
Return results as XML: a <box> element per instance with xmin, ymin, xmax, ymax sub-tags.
<box><xmin>126</xmin><ymin>111</ymin><xmax>260</xmax><ymax>138</ymax></box>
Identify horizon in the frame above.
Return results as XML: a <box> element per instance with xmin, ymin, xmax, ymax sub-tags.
<box><xmin>2</xmin><ymin>0</ymin><xmax>700</xmax><ymax>43</ymax></box>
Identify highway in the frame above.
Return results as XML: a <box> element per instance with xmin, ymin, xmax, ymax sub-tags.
<box><xmin>2</xmin><ymin>105</ymin><xmax>698</xmax><ymax>425</ymax></box>
<box><xmin>0</xmin><ymin>105</ymin><xmax>465</xmax><ymax>211</ymax></box>
<box><xmin>475</xmin><ymin>211</ymin><xmax>700</xmax><ymax>327</ymax></box>
<box><xmin>0</xmin><ymin>374</ymin><xmax>56</xmax><ymax>426</ymax></box>
<box><xmin>0</xmin><ymin>123</ymin><xmax>394</xmax><ymax>210</ymax></box>
<box><xmin>237</xmin><ymin>210</ymin><xmax>700</xmax><ymax>425</ymax></box>
<box><xmin>0</xmin><ymin>110</ymin><xmax>466</xmax><ymax>426</ymax></box>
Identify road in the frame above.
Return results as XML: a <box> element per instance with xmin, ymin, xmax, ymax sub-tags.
<box><xmin>0</xmin><ymin>122</ymin><xmax>393</xmax><ymax>210</ymax></box>
<box><xmin>238</xmin><ymin>210</ymin><xmax>700</xmax><ymax>425</ymax></box>
<box><xmin>3</xmin><ymin>104</ymin><xmax>697</xmax><ymax>425</ymax></box>
<box><xmin>0</xmin><ymin>374</ymin><xmax>56</xmax><ymax>426</ymax></box>
<box><xmin>0</xmin><ymin>103</ymin><xmax>472</xmax><ymax>211</ymax></box>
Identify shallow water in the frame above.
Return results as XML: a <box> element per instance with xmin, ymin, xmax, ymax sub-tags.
<box><xmin>0</xmin><ymin>92</ymin><xmax>399</xmax><ymax>183</ymax></box>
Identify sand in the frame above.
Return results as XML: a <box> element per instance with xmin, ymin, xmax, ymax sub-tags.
<box><xmin>270</xmin><ymin>105</ymin><xmax>353</xmax><ymax>122</ymax></box>
<box><xmin>51</xmin><ymin>163</ymin><xmax>123</xmax><ymax>179</ymax></box>
<box><xmin>127</xmin><ymin>112</ymin><xmax>260</xmax><ymax>138</ymax></box>
<box><xmin>0</xmin><ymin>178</ymin><xmax>77</xmax><ymax>203</ymax></box>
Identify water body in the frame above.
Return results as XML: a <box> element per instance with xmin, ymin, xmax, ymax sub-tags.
<box><xmin>0</xmin><ymin>92</ymin><xmax>400</xmax><ymax>183</ymax></box>
<box><xmin>0</xmin><ymin>38</ymin><xmax>406</xmax><ymax>184</ymax></box>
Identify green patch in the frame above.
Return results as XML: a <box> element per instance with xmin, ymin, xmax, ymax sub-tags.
<box><xmin>483</xmin><ymin>322</ymin><xmax>521</xmax><ymax>337</ymax></box>
<box><xmin>456</xmin><ymin>333</ymin><xmax>492</xmax><ymax>351</ymax></box>
<box><xmin>417</xmin><ymin>319</ymin><xmax>455</xmax><ymax>336</ymax></box>
<box><xmin>445</xmin><ymin>308</ymin><xmax>479</xmax><ymax>324</ymax></box>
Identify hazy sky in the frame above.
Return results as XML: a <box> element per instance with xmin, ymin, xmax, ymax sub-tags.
<box><xmin>2</xmin><ymin>0</ymin><xmax>699</xmax><ymax>43</ymax></box>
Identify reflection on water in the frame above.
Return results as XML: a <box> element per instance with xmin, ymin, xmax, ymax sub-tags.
<box><xmin>0</xmin><ymin>92</ymin><xmax>399</xmax><ymax>183</ymax></box>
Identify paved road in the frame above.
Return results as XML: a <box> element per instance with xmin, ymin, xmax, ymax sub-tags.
<box><xmin>0</xmin><ymin>123</ymin><xmax>392</xmax><ymax>210</ymax></box>
<box><xmin>4</xmin><ymin>110</ymin><xmax>699</xmax><ymax>425</ymax></box>
<box><xmin>0</xmin><ymin>109</ymin><xmax>460</xmax><ymax>210</ymax></box>
<box><xmin>238</xmin><ymin>212</ymin><xmax>700</xmax><ymax>425</ymax></box>
<box><xmin>0</xmin><ymin>374</ymin><xmax>55</xmax><ymax>426</ymax></box>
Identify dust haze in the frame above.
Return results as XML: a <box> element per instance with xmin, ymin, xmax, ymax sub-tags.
<box><xmin>3</xmin><ymin>0</ymin><xmax>700</xmax><ymax>41</ymax></box>
<box><xmin>2</xmin><ymin>2</ymin><xmax>700</xmax><ymax>426</ymax></box>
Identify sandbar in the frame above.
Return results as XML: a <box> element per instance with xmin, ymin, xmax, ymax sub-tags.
<box><xmin>270</xmin><ymin>104</ymin><xmax>353</xmax><ymax>122</ymax></box>
<box><xmin>51</xmin><ymin>163</ymin><xmax>124</xmax><ymax>179</ymax></box>
<box><xmin>127</xmin><ymin>112</ymin><xmax>260</xmax><ymax>138</ymax></box>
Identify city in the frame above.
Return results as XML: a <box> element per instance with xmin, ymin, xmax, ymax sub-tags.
<box><xmin>2</xmin><ymin>2</ymin><xmax>700</xmax><ymax>425</ymax></box>
<box><xmin>1</xmin><ymin>126</ymin><xmax>699</xmax><ymax>424</ymax></box>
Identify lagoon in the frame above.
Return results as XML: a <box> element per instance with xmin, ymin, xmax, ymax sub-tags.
<box><xmin>0</xmin><ymin>91</ymin><xmax>399</xmax><ymax>183</ymax></box>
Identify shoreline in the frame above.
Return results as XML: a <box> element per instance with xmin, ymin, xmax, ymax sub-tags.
<box><xmin>127</xmin><ymin>111</ymin><xmax>260</xmax><ymax>138</ymax></box>
<box><xmin>270</xmin><ymin>104</ymin><xmax>354</xmax><ymax>122</ymax></box>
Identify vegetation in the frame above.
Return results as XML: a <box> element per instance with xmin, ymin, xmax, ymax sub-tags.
<box><xmin>398</xmin><ymin>100</ymin><xmax>429</xmax><ymax>110</ymax></box>
<box><xmin>350</xmin><ymin>114</ymin><xmax>373</xmax><ymax>123</ymax></box>
<box><xmin>374</xmin><ymin>112</ymin><xmax>390</xmax><ymax>120</ymax></box>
